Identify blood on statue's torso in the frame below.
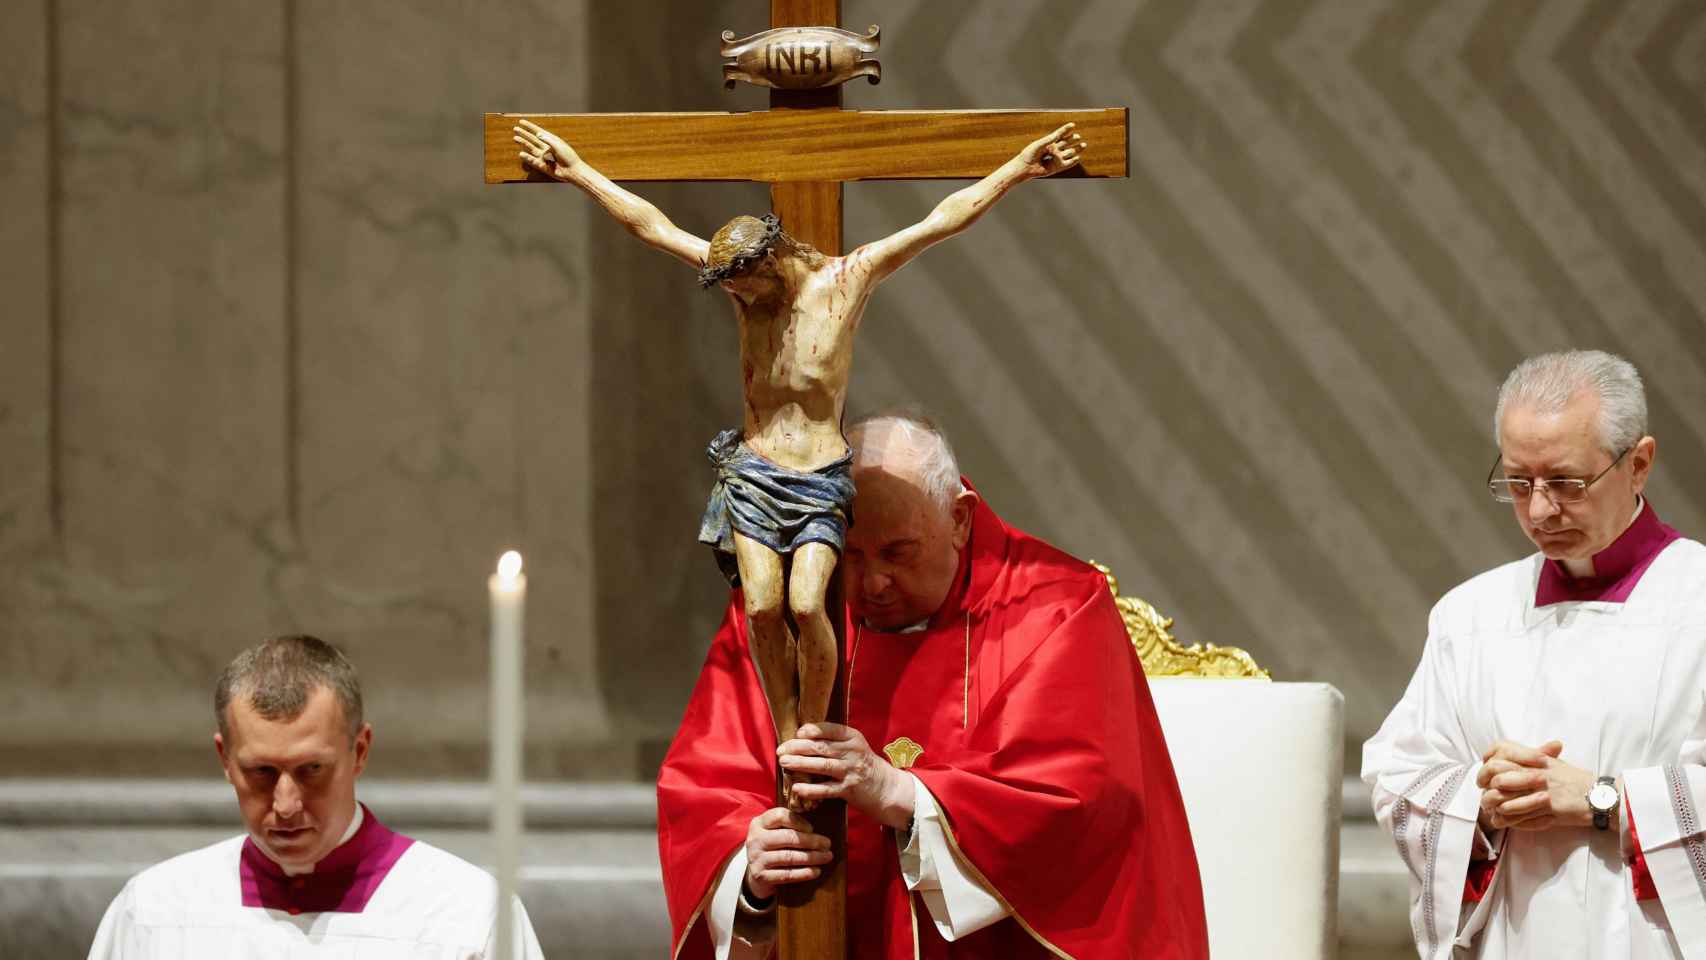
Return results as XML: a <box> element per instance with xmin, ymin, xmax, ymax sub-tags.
<box><xmin>730</xmin><ymin>251</ymin><xmax>875</xmax><ymax>471</ymax></box>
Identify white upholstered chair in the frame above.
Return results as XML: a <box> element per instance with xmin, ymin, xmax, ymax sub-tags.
<box><xmin>1098</xmin><ymin>565</ymin><xmax>1344</xmax><ymax>960</ymax></box>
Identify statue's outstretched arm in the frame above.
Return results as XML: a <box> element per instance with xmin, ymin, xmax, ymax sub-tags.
<box><xmin>844</xmin><ymin>123</ymin><xmax>1085</xmax><ymax>287</ymax></box>
<box><xmin>514</xmin><ymin>119</ymin><xmax>710</xmax><ymax>270</ymax></box>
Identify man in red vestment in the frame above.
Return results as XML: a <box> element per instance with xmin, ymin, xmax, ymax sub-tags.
<box><xmin>657</xmin><ymin>413</ymin><xmax>1208</xmax><ymax>959</ymax></box>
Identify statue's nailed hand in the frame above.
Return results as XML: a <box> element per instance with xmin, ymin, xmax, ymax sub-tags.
<box><xmin>1018</xmin><ymin>122</ymin><xmax>1086</xmax><ymax>179</ymax></box>
<box><xmin>513</xmin><ymin>118</ymin><xmax>581</xmax><ymax>182</ymax></box>
<box><xmin>778</xmin><ymin>723</ymin><xmax>915</xmax><ymax>829</ymax></box>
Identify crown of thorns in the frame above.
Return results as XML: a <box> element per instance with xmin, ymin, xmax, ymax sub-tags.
<box><xmin>697</xmin><ymin>215</ymin><xmax>784</xmax><ymax>288</ymax></box>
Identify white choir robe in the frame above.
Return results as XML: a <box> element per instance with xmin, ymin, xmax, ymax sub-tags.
<box><xmin>88</xmin><ymin>804</ymin><xmax>545</xmax><ymax>959</ymax></box>
<box><xmin>1364</xmin><ymin>501</ymin><xmax>1706</xmax><ymax>959</ymax></box>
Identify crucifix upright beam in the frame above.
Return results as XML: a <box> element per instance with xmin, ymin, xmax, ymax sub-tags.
<box><xmin>765</xmin><ymin>13</ymin><xmax>848</xmax><ymax>951</ymax></box>
<box><xmin>485</xmin><ymin>2</ymin><xmax>1125</xmax><ymax>957</ymax></box>
<box><xmin>767</xmin><ymin>0</ymin><xmax>846</xmax><ymax>264</ymax></box>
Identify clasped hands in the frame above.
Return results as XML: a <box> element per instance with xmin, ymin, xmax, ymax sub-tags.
<box><xmin>744</xmin><ymin>723</ymin><xmax>915</xmax><ymax>901</ymax></box>
<box><xmin>1476</xmin><ymin>739</ymin><xmax>1607</xmax><ymax>833</ymax></box>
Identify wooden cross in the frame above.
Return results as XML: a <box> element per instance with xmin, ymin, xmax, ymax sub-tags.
<box><xmin>484</xmin><ymin>1</ymin><xmax>1125</xmax><ymax>956</ymax></box>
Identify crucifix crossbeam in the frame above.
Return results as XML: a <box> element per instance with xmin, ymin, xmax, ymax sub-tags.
<box><xmin>482</xmin><ymin>108</ymin><xmax>1126</xmax><ymax>184</ymax></box>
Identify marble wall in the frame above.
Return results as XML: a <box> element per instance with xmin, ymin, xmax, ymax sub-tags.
<box><xmin>3</xmin><ymin>0</ymin><xmax>1704</xmax><ymax>779</ymax></box>
<box><xmin>1</xmin><ymin>0</ymin><xmax>614</xmax><ymax>777</ymax></box>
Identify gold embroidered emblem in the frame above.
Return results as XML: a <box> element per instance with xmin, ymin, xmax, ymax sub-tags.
<box><xmin>882</xmin><ymin>736</ymin><xmax>924</xmax><ymax>769</ymax></box>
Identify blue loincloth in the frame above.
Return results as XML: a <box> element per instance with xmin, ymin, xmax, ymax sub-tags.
<box><xmin>696</xmin><ymin>428</ymin><xmax>856</xmax><ymax>587</ymax></box>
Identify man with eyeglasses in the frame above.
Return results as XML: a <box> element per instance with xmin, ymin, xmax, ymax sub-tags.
<box><xmin>1365</xmin><ymin>349</ymin><xmax>1706</xmax><ymax>958</ymax></box>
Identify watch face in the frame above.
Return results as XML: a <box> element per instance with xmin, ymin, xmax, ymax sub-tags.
<box><xmin>1589</xmin><ymin>783</ymin><xmax>1619</xmax><ymax>811</ymax></box>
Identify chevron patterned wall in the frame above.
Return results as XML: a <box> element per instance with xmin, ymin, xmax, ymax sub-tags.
<box><xmin>1</xmin><ymin>0</ymin><xmax>1701</xmax><ymax>775</ymax></box>
<box><xmin>847</xmin><ymin>0</ymin><xmax>1706</xmax><ymax>753</ymax></box>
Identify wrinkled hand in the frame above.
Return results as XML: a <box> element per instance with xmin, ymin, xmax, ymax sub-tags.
<box><xmin>1016</xmin><ymin>122</ymin><xmax>1086</xmax><ymax>178</ymax></box>
<box><xmin>513</xmin><ymin>118</ymin><xmax>582</xmax><ymax>182</ymax></box>
<box><xmin>777</xmin><ymin>723</ymin><xmax>914</xmax><ymax>829</ymax></box>
<box><xmin>1475</xmin><ymin>739</ymin><xmax>1596</xmax><ymax>831</ymax></box>
<box><xmin>743</xmin><ymin>807</ymin><xmax>833</xmax><ymax>902</ymax></box>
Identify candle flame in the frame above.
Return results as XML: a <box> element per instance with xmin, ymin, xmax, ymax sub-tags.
<box><xmin>497</xmin><ymin>550</ymin><xmax>523</xmax><ymax>580</ymax></box>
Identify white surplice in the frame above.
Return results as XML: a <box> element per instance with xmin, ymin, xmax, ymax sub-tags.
<box><xmin>87</xmin><ymin>832</ymin><xmax>545</xmax><ymax>959</ymax></box>
<box><xmin>1364</xmin><ymin>511</ymin><xmax>1706</xmax><ymax>959</ymax></box>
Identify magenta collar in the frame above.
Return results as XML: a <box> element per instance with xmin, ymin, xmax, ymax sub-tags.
<box><xmin>1535</xmin><ymin>500</ymin><xmax>1680</xmax><ymax>607</ymax></box>
<box><xmin>239</xmin><ymin>804</ymin><xmax>414</xmax><ymax>915</ymax></box>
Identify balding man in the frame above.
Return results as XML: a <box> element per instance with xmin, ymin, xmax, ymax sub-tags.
<box><xmin>88</xmin><ymin>635</ymin><xmax>545</xmax><ymax>959</ymax></box>
<box><xmin>658</xmin><ymin>413</ymin><xmax>1208</xmax><ymax>959</ymax></box>
<box><xmin>1365</xmin><ymin>350</ymin><xmax>1706</xmax><ymax>958</ymax></box>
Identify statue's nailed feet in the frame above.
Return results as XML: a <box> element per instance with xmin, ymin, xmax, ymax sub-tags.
<box><xmin>784</xmin><ymin>771</ymin><xmax>819</xmax><ymax>812</ymax></box>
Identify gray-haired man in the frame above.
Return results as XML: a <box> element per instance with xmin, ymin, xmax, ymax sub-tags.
<box><xmin>658</xmin><ymin>413</ymin><xmax>1207</xmax><ymax>959</ymax></box>
<box><xmin>88</xmin><ymin>635</ymin><xmax>545</xmax><ymax>959</ymax></box>
<box><xmin>1365</xmin><ymin>350</ymin><xmax>1706</xmax><ymax>958</ymax></box>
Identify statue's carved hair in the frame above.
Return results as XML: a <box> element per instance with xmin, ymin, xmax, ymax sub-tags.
<box><xmin>214</xmin><ymin>635</ymin><xmax>364</xmax><ymax>743</ymax></box>
<box><xmin>698</xmin><ymin>214</ymin><xmax>824</xmax><ymax>287</ymax></box>
<box><xmin>699</xmin><ymin>215</ymin><xmax>783</xmax><ymax>287</ymax></box>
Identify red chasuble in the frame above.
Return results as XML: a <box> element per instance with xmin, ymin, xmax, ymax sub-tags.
<box><xmin>657</xmin><ymin>491</ymin><xmax>1209</xmax><ymax>959</ymax></box>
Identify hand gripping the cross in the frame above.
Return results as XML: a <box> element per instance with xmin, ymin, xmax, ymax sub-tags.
<box><xmin>777</xmin><ymin>723</ymin><xmax>915</xmax><ymax>829</ymax></box>
<box><xmin>743</xmin><ymin>723</ymin><xmax>914</xmax><ymax>902</ymax></box>
<box><xmin>743</xmin><ymin>807</ymin><xmax>835</xmax><ymax>902</ymax></box>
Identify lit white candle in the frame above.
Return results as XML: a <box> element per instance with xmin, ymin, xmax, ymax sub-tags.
<box><xmin>489</xmin><ymin>550</ymin><xmax>525</xmax><ymax>960</ymax></box>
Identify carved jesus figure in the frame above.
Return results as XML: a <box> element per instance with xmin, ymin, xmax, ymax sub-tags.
<box><xmin>513</xmin><ymin>118</ymin><xmax>1085</xmax><ymax>806</ymax></box>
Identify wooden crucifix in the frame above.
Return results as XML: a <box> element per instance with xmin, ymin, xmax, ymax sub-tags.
<box><xmin>484</xmin><ymin>2</ymin><xmax>1125</xmax><ymax>956</ymax></box>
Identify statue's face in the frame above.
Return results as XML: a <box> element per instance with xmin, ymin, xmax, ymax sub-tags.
<box><xmin>718</xmin><ymin>252</ymin><xmax>781</xmax><ymax>302</ymax></box>
<box><xmin>1496</xmin><ymin>391</ymin><xmax>1651</xmax><ymax>565</ymax></box>
<box><xmin>215</xmin><ymin>685</ymin><xmax>370</xmax><ymax>870</ymax></box>
<box><xmin>844</xmin><ymin>465</ymin><xmax>975</xmax><ymax>630</ymax></box>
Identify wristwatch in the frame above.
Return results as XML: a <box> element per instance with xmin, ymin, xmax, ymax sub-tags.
<box><xmin>1587</xmin><ymin>775</ymin><xmax>1619</xmax><ymax>831</ymax></box>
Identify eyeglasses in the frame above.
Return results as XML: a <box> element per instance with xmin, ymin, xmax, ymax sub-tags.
<box><xmin>1486</xmin><ymin>447</ymin><xmax>1631</xmax><ymax>503</ymax></box>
